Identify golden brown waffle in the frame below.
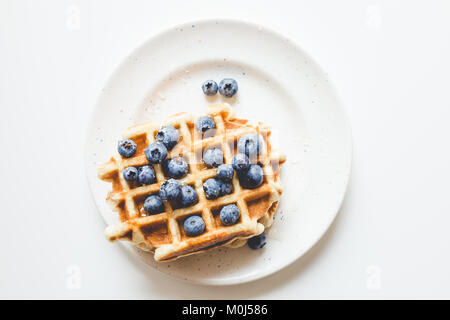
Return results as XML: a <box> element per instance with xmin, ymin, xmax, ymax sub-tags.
<box><xmin>98</xmin><ymin>104</ymin><xmax>285</xmax><ymax>261</ymax></box>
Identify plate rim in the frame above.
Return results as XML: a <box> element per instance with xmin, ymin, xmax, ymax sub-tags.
<box><xmin>84</xmin><ymin>18</ymin><xmax>353</xmax><ymax>286</ymax></box>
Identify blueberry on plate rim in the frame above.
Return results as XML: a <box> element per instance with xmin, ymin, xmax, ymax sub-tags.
<box><xmin>145</xmin><ymin>142</ymin><xmax>168</xmax><ymax>164</ymax></box>
<box><xmin>218</xmin><ymin>78</ymin><xmax>238</xmax><ymax>98</ymax></box>
<box><xmin>184</xmin><ymin>215</ymin><xmax>205</xmax><ymax>237</ymax></box>
<box><xmin>202</xmin><ymin>80</ymin><xmax>218</xmax><ymax>96</ymax></box>
<box><xmin>143</xmin><ymin>195</ymin><xmax>164</xmax><ymax>215</ymax></box>
<box><xmin>118</xmin><ymin>139</ymin><xmax>137</xmax><ymax>158</ymax></box>
<box><xmin>123</xmin><ymin>166</ymin><xmax>138</xmax><ymax>182</ymax></box>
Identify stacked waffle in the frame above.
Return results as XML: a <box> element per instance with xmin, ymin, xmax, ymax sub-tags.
<box><xmin>98</xmin><ymin>104</ymin><xmax>285</xmax><ymax>261</ymax></box>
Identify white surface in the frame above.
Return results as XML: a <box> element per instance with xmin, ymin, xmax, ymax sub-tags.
<box><xmin>86</xmin><ymin>19</ymin><xmax>352</xmax><ymax>284</ymax></box>
<box><xmin>1</xmin><ymin>0</ymin><xmax>449</xmax><ymax>299</ymax></box>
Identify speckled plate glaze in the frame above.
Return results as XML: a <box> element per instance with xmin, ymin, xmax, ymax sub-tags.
<box><xmin>85</xmin><ymin>19</ymin><xmax>352</xmax><ymax>285</ymax></box>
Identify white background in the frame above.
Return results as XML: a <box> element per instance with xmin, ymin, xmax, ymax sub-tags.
<box><xmin>1</xmin><ymin>0</ymin><xmax>449</xmax><ymax>299</ymax></box>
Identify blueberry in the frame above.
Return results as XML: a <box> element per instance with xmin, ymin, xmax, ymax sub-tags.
<box><xmin>219</xmin><ymin>204</ymin><xmax>240</xmax><ymax>226</ymax></box>
<box><xmin>145</xmin><ymin>142</ymin><xmax>168</xmax><ymax>164</ymax></box>
<box><xmin>203</xmin><ymin>147</ymin><xmax>223</xmax><ymax>168</ymax></box>
<box><xmin>217</xmin><ymin>164</ymin><xmax>234</xmax><ymax>182</ymax></box>
<box><xmin>184</xmin><ymin>215</ymin><xmax>205</xmax><ymax>237</ymax></box>
<box><xmin>166</xmin><ymin>157</ymin><xmax>189</xmax><ymax>179</ymax></box>
<box><xmin>143</xmin><ymin>195</ymin><xmax>164</xmax><ymax>215</ymax></box>
<box><xmin>137</xmin><ymin>165</ymin><xmax>156</xmax><ymax>185</ymax></box>
<box><xmin>195</xmin><ymin>116</ymin><xmax>216</xmax><ymax>137</ymax></box>
<box><xmin>231</xmin><ymin>153</ymin><xmax>250</xmax><ymax>172</ymax></box>
<box><xmin>240</xmin><ymin>164</ymin><xmax>264</xmax><ymax>189</ymax></box>
<box><xmin>203</xmin><ymin>178</ymin><xmax>221</xmax><ymax>200</ymax></box>
<box><xmin>118</xmin><ymin>139</ymin><xmax>137</xmax><ymax>158</ymax></box>
<box><xmin>123</xmin><ymin>167</ymin><xmax>138</xmax><ymax>182</ymax></box>
<box><xmin>218</xmin><ymin>179</ymin><xmax>233</xmax><ymax>196</ymax></box>
<box><xmin>248</xmin><ymin>232</ymin><xmax>266</xmax><ymax>250</ymax></box>
<box><xmin>237</xmin><ymin>134</ymin><xmax>262</xmax><ymax>159</ymax></box>
<box><xmin>159</xmin><ymin>179</ymin><xmax>181</xmax><ymax>201</ymax></box>
<box><xmin>180</xmin><ymin>185</ymin><xmax>199</xmax><ymax>207</ymax></box>
<box><xmin>202</xmin><ymin>80</ymin><xmax>218</xmax><ymax>96</ymax></box>
<box><xmin>155</xmin><ymin>126</ymin><xmax>179</xmax><ymax>150</ymax></box>
<box><xmin>218</xmin><ymin>78</ymin><xmax>238</xmax><ymax>98</ymax></box>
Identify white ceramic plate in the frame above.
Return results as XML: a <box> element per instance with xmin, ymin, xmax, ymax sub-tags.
<box><xmin>85</xmin><ymin>19</ymin><xmax>352</xmax><ymax>285</ymax></box>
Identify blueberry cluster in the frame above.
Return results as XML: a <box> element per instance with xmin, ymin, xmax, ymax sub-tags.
<box><xmin>232</xmin><ymin>134</ymin><xmax>265</xmax><ymax>189</ymax></box>
<box><xmin>119</xmin><ymin>126</ymin><xmax>183</xmax><ymax>186</ymax></box>
<box><xmin>199</xmin><ymin>162</ymin><xmax>240</xmax><ymax>226</ymax></box>
<box><xmin>142</xmin><ymin>180</ymin><xmax>199</xmax><ymax>214</ymax></box>
<box><xmin>119</xmin><ymin>127</ymin><xmax>202</xmax><ymax>236</ymax></box>
<box><xmin>203</xmin><ymin>163</ymin><xmax>234</xmax><ymax>201</ymax></box>
<box><xmin>144</xmin><ymin>125</ymin><xmax>179</xmax><ymax>164</ymax></box>
<box><xmin>203</xmin><ymin>178</ymin><xmax>233</xmax><ymax>200</ymax></box>
<box><xmin>202</xmin><ymin>78</ymin><xmax>238</xmax><ymax>98</ymax></box>
<box><xmin>159</xmin><ymin>179</ymin><xmax>199</xmax><ymax>207</ymax></box>
<box><xmin>142</xmin><ymin>180</ymin><xmax>202</xmax><ymax>235</ymax></box>
<box><xmin>123</xmin><ymin>165</ymin><xmax>156</xmax><ymax>186</ymax></box>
